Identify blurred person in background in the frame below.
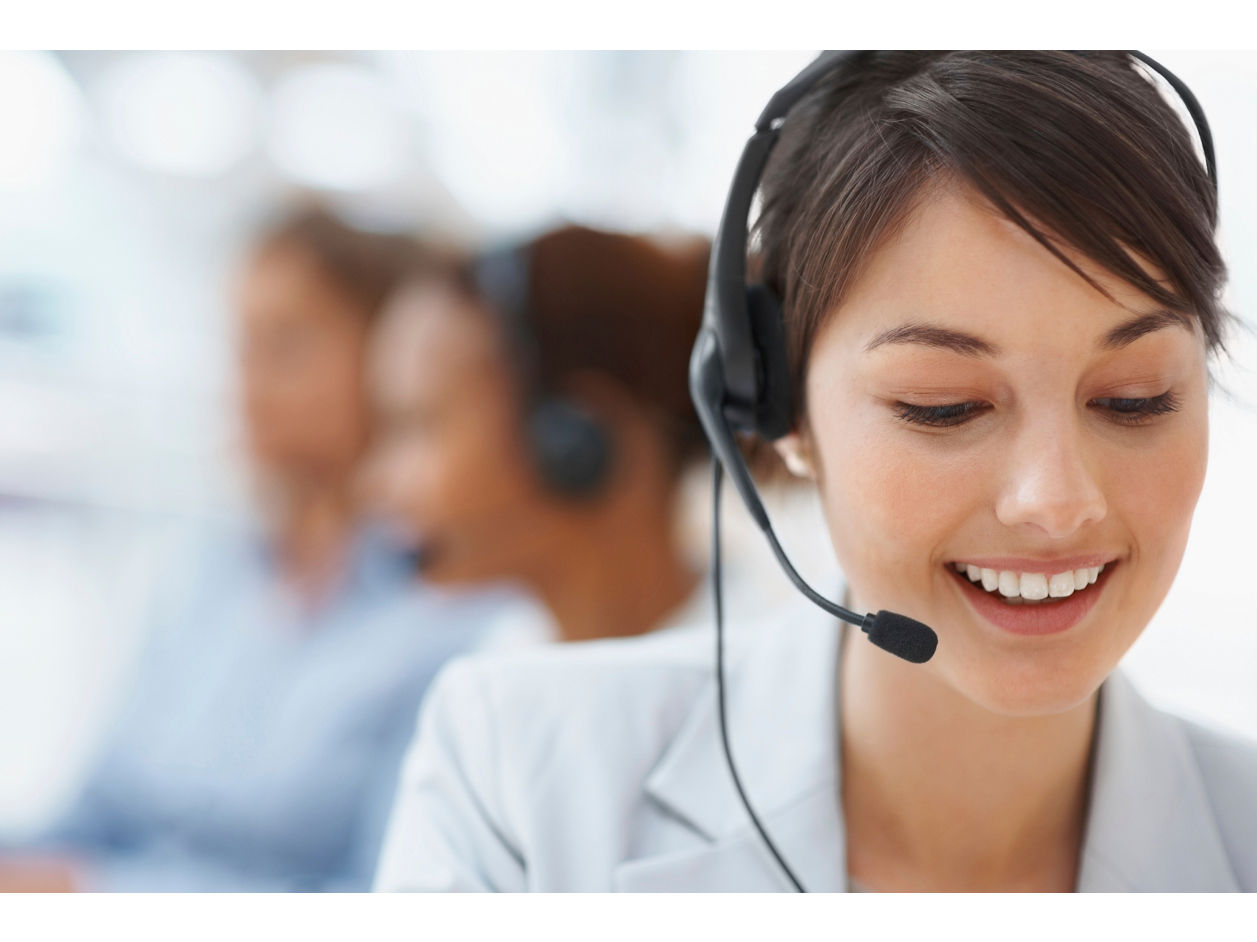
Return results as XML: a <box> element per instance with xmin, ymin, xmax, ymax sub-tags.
<box><xmin>0</xmin><ymin>206</ymin><xmax>503</xmax><ymax>892</ymax></box>
<box><xmin>362</xmin><ymin>225</ymin><xmax>713</xmax><ymax>650</ymax></box>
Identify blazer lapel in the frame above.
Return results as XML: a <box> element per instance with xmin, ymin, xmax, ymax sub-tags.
<box><xmin>1077</xmin><ymin>670</ymin><xmax>1240</xmax><ymax>891</ymax></box>
<box><xmin>615</xmin><ymin>604</ymin><xmax>849</xmax><ymax>892</ymax></box>
<box><xmin>614</xmin><ymin>599</ymin><xmax>1239</xmax><ymax>892</ymax></box>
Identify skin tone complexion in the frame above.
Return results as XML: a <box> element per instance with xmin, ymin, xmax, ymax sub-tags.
<box><xmin>777</xmin><ymin>180</ymin><xmax>1210</xmax><ymax>890</ymax></box>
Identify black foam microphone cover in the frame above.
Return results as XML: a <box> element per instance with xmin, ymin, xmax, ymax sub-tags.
<box><xmin>861</xmin><ymin>610</ymin><xmax>938</xmax><ymax>664</ymax></box>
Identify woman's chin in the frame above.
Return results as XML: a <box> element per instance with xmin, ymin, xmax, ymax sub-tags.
<box><xmin>925</xmin><ymin>632</ymin><xmax>1114</xmax><ymax>718</ymax></box>
<box><xmin>923</xmin><ymin>585</ymin><xmax>1140</xmax><ymax>717</ymax></box>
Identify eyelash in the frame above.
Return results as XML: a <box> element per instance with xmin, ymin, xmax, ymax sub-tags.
<box><xmin>893</xmin><ymin>393</ymin><xmax>1182</xmax><ymax>429</ymax></box>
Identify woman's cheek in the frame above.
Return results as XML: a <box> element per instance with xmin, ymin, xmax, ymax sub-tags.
<box><xmin>818</xmin><ymin>414</ymin><xmax>983</xmax><ymax>579</ymax></box>
<box><xmin>1123</xmin><ymin>416</ymin><xmax>1209</xmax><ymax>595</ymax></box>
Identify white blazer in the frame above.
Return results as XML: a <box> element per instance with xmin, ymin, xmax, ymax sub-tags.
<box><xmin>374</xmin><ymin>600</ymin><xmax>1257</xmax><ymax>892</ymax></box>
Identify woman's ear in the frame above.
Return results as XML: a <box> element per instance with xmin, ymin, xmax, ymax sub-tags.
<box><xmin>773</xmin><ymin>432</ymin><xmax>817</xmax><ymax>480</ymax></box>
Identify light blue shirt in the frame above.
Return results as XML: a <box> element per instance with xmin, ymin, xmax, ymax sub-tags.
<box><xmin>14</xmin><ymin>523</ymin><xmax>505</xmax><ymax>891</ymax></box>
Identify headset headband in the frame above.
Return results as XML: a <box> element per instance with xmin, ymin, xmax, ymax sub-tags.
<box><xmin>692</xmin><ymin>49</ymin><xmax>1220</xmax><ymax>540</ymax></box>
<box><xmin>471</xmin><ymin>241</ymin><xmax>615</xmax><ymax>499</ymax></box>
<box><xmin>702</xmin><ymin>50</ymin><xmax>1218</xmax><ymax>438</ymax></box>
<box><xmin>471</xmin><ymin>243</ymin><xmax>541</xmax><ymax>393</ymax></box>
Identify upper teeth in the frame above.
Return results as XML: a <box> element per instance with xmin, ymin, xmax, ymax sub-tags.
<box><xmin>952</xmin><ymin>562</ymin><xmax>1104</xmax><ymax>599</ymax></box>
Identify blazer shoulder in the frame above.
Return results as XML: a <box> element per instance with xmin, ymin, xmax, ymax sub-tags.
<box><xmin>377</xmin><ymin>602</ymin><xmax>830</xmax><ymax>890</ymax></box>
<box><xmin>448</xmin><ymin>601</ymin><xmax>823</xmax><ymax>736</ymax></box>
<box><xmin>447</xmin><ymin>623</ymin><xmax>722</xmax><ymax>739</ymax></box>
<box><xmin>376</xmin><ymin>624</ymin><xmax>735</xmax><ymax>890</ymax></box>
<box><xmin>1179</xmin><ymin>715</ymin><xmax>1257</xmax><ymax>889</ymax></box>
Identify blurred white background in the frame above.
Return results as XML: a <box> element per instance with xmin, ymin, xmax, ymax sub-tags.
<box><xmin>0</xmin><ymin>50</ymin><xmax>1253</xmax><ymax>833</ymax></box>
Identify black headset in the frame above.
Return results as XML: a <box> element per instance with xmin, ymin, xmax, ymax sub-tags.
<box><xmin>472</xmin><ymin>243</ymin><xmax>615</xmax><ymax>500</ymax></box>
<box><xmin>690</xmin><ymin>50</ymin><xmax>1218</xmax><ymax>892</ymax></box>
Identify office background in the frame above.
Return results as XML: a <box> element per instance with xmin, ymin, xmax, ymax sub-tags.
<box><xmin>1</xmin><ymin>50</ymin><xmax>1254</xmax><ymax>833</ymax></box>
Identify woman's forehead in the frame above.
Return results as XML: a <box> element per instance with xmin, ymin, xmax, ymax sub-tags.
<box><xmin>371</xmin><ymin>285</ymin><xmax>506</xmax><ymax>402</ymax></box>
<box><xmin>815</xmin><ymin>185</ymin><xmax>1198</xmax><ymax>359</ymax></box>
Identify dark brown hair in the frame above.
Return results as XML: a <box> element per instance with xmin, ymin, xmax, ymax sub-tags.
<box><xmin>467</xmin><ymin>225</ymin><xmax>712</xmax><ymax>474</ymax></box>
<box><xmin>756</xmin><ymin>51</ymin><xmax>1229</xmax><ymax>424</ymax></box>
<box><xmin>253</xmin><ymin>204</ymin><xmax>449</xmax><ymax>323</ymax></box>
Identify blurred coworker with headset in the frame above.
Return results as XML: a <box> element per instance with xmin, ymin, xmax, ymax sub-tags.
<box><xmin>0</xmin><ymin>207</ymin><xmax>505</xmax><ymax>892</ymax></box>
<box><xmin>373</xmin><ymin>53</ymin><xmax>1257</xmax><ymax>892</ymax></box>
<box><xmin>362</xmin><ymin>225</ymin><xmax>718</xmax><ymax>650</ymax></box>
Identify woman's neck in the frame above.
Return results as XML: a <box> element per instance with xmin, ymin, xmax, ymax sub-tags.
<box><xmin>524</xmin><ymin>499</ymin><xmax>699</xmax><ymax>645</ymax></box>
<box><xmin>269</xmin><ymin>478</ymin><xmax>357</xmax><ymax>606</ymax></box>
<box><xmin>839</xmin><ymin>628</ymin><xmax>1098</xmax><ymax>892</ymax></box>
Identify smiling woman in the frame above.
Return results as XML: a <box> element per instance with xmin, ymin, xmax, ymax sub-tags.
<box><xmin>787</xmin><ymin>180</ymin><xmax>1213</xmax><ymax>719</ymax></box>
<box><xmin>373</xmin><ymin>52</ymin><xmax>1257</xmax><ymax>894</ymax></box>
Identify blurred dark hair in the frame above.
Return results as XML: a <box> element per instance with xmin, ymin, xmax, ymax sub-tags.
<box><xmin>756</xmin><ymin>51</ymin><xmax>1230</xmax><ymax>425</ymax></box>
<box><xmin>463</xmin><ymin>225</ymin><xmax>711</xmax><ymax>475</ymax></box>
<box><xmin>253</xmin><ymin>204</ymin><xmax>453</xmax><ymax>323</ymax></box>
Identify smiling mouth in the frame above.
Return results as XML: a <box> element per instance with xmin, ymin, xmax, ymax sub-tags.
<box><xmin>944</xmin><ymin>558</ymin><xmax>1118</xmax><ymax>636</ymax></box>
<box><xmin>947</xmin><ymin>561</ymin><xmax>1108</xmax><ymax>605</ymax></box>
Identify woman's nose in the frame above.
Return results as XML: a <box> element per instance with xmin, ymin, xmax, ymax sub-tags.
<box><xmin>994</xmin><ymin>414</ymin><xmax>1108</xmax><ymax>539</ymax></box>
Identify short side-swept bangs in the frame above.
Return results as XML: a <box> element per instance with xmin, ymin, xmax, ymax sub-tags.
<box><xmin>756</xmin><ymin>51</ymin><xmax>1229</xmax><ymax>424</ymax></box>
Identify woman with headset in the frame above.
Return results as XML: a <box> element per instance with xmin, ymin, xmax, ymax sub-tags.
<box><xmin>374</xmin><ymin>52</ymin><xmax>1257</xmax><ymax>892</ymax></box>
<box><xmin>362</xmin><ymin>225</ymin><xmax>715</xmax><ymax>647</ymax></box>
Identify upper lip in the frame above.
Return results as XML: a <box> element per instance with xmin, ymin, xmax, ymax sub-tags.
<box><xmin>949</xmin><ymin>554</ymin><xmax>1120</xmax><ymax>573</ymax></box>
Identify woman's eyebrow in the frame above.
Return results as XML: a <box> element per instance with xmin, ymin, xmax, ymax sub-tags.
<box><xmin>1101</xmin><ymin>309</ymin><xmax>1196</xmax><ymax>349</ymax></box>
<box><xmin>864</xmin><ymin>323</ymin><xmax>998</xmax><ymax>357</ymax></box>
<box><xmin>864</xmin><ymin>309</ymin><xmax>1195</xmax><ymax>357</ymax></box>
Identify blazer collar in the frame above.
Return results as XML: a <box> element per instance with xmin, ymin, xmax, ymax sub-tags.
<box><xmin>1077</xmin><ymin>669</ymin><xmax>1239</xmax><ymax>891</ymax></box>
<box><xmin>633</xmin><ymin>602</ymin><xmax>848</xmax><ymax>891</ymax></box>
<box><xmin>632</xmin><ymin>601</ymin><xmax>1240</xmax><ymax>892</ymax></box>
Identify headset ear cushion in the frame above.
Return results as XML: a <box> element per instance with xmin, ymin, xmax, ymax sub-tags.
<box><xmin>746</xmin><ymin>284</ymin><xmax>793</xmax><ymax>440</ymax></box>
<box><xmin>528</xmin><ymin>399</ymin><xmax>614</xmax><ymax>498</ymax></box>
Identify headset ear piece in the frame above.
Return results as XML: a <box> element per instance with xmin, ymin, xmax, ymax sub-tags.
<box><xmin>528</xmin><ymin>398</ymin><xmax>614</xmax><ymax>499</ymax></box>
<box><xmin>746</xmin><ymin>284</ymin><xmax>793</xmax><ymax>441</ymax></box>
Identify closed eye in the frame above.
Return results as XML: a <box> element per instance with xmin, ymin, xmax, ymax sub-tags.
<box><xmin>892</xmin><ymin>392</ymin><xmax>1182</xmax><ymax>429</ymax></box>
<box><xmin>892</xmin><ymin>401</ymin><xmax>989</xmax><ymax>428</ymax></box>
<box><xmin>1089</xmin><ymin>392</ymin><xmax>1181</xmax><ymax>426</ymax></box>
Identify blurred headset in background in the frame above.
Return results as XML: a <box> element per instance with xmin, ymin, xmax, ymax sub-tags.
<box><xmin>471</xmin><ymin>244</ymin><xmax>616</xmax><ymax>501</ymax></box>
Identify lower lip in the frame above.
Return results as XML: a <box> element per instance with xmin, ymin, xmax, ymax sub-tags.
<box><xmin>948</xmin><ymin>563</ymin><xmax>1116</xmax><ymax>636</ymax></box>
